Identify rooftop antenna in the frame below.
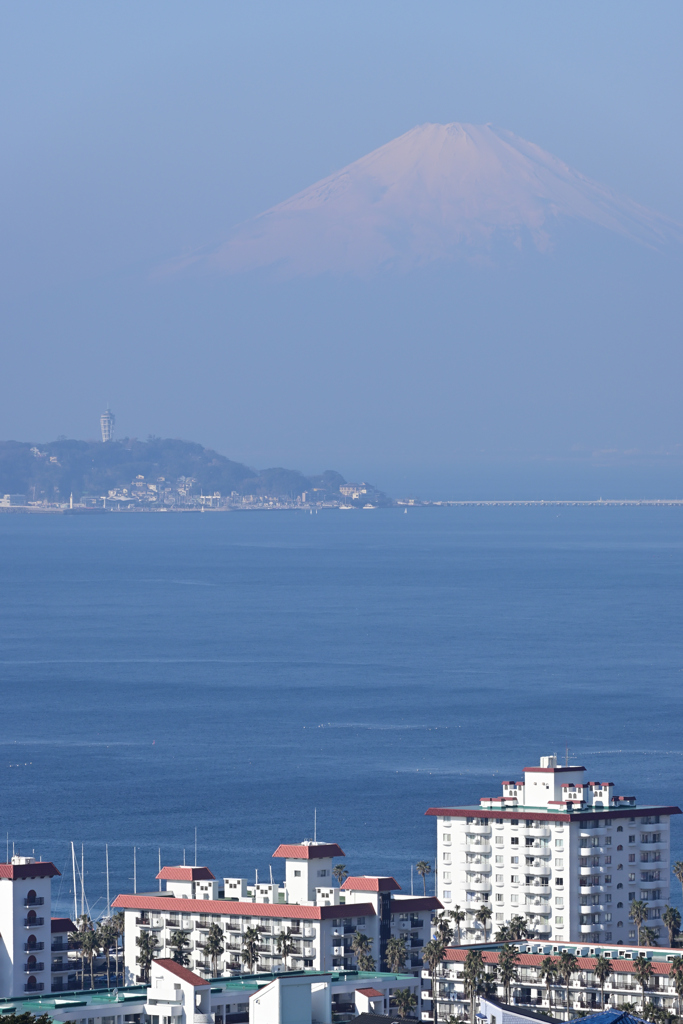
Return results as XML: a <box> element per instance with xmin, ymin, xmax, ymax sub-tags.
<box><xmin>133</xmin><ymin>847</ymin><xmax>137</xmax><ymax>894</ymax></box>
<box><xmin>183</xmin><ymin>849</ymin><xmax>186</xmax><ymax>866</ymax></box>
<box><xmin>194</xmin><ymin>827</ymin><xmax>197</xmax><ymax>867</ymax></box>
<box><xmin>314</xmin><ymin>808</ymin><xmax>317</xmax><ymax>843</ymax></box>
<box><xmin>159</xmin><ymin>848</ymin><xmax>162</xmax><ymax>892</ymax></box>
<box><xmin>106</xmin><ymin>844</ymin><xmax>110</xmax><ymax>919</ymax></box>
<box><xmin>269</xmin><ymin>865</ymin><xmax>273</xmax><ymax>885</ymax></box>
<box><xmin>71</xmin><ymin>842</ymin><xmax>78</xmax><ymax>922</ymax></box>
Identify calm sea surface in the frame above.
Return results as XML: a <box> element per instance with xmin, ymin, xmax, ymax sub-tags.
<box><xmin>0</xmin><ymin>506</ymin><xmax>682</xmax><ymax>917</ymax></box>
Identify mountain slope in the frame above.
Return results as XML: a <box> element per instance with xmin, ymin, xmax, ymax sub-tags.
<box><xmin>185</xmin><ymin>122</ymin><xmax>682</xmax><ymax>276</ymax></box>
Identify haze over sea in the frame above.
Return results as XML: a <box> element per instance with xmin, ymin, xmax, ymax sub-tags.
<box><xmin>1</xmin><ymin>507</ymin><xmax>682</xmax><ymax>918</ymax></box>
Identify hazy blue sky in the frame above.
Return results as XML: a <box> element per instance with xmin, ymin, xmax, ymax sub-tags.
<box><xmin>2</xmin><ymin>2</ymin><xmax>683</xmax><ymax>497</ymax></box>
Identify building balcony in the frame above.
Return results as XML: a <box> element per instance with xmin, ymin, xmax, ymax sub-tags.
<box><xmin>463</xmin><ymin>843</ymin><xmax>491</xmax><ymax>854</ymax></box>
<box><xmin>24</xmin><ymin>897</ymin><xmax>45</xmax><ymax>907</ymax></box>
<box><xmin>522</xmin><ymin>883</ymin><xmax>551</xmax><ymax>895</ymax></box>
<box><xmin>468</xmin><ymin>825</ymin><xmax>492</xmax><ymax>835</ymax></box>
<box><xmin>534</xmin><ymin>923</ymin><xmax>552</xmax><ymax>934</ymax></box>
<box><xmin>24</xmin><ymin>918</ymin><xmax>44</xmax><ymax>927</ymax></box>
<box><xmin>526</xmin><ymin>864</ymin><xmax>551</xmax><ymax>877</ymax></box>
<box><xmin>24</xmin><ymin>962</ymin><xmax>44</xmax><ymax>972</ymax></box>
<box><xmin>469</xmin><ymin>880</ymin><xmax>492</xmax><ymax>892</ymax></box>
<box><xmin>580</xmin><ymin>923</ymin><xmax>599</xmax><ymax>934</ymax></box>
<box><xmin>24</xmin><ymin>983</ymin><xmax>44</xmax><ymax>993</ymax></box>
<box><xmin>25</xmin><ymin>942</ymin><xmax>45</xmax><ymax>952</ymax></box>
<box><xmin>523</xmin><ymin>827</ymin><xmax>551</xmax><ymax>838</ymax></box>
<box><xmin>51</xmin><ymin>961</ymin><xmax>81</xmax><ymax>973</ymax></box>
<box><xmin>527</xmin><ymin>843</ymin><xmax>552</xmax><ymax>856</ymax></box>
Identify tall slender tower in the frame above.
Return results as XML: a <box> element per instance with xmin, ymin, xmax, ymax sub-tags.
<box><xmin>100</xmin><ymin>408</ymin><xmax>115</xmax><ymax>442</ymax></box>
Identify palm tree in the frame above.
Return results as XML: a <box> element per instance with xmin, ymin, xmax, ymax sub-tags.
<box><xmin>68</xmin><ymin>924</ymin><xmax>86</xmax><ymax>988</ymax></box>
<box><xmin>111</xmin><ymin>911</ymin><xmax>125</xmax><ymax>984</ymax></box>
<box><xmin>136</xmin><ymin>929</ymin><xmax>157</xmax><ymax>984</ymax></box>
<box><xmin>634</xmin><ymin>956</ymin><xmax>654</xmax><ymax>1013</ymax></box>
<box><xmin>351</xmin><ymin>932</ymin><xmax>375</xmax><ymax>971</ymax></box>
<box><xmin>508</xmin><ymin>915</ymin><xmax>531</xmax><ymax>940</ymax></box>
<box><xmin>539</xmin><ymin>955</ymin><xmax>559</xmax><ymax>1010</ymax></box>
<box><xmin>640</xmin><ymin>926</ymin><xmax>660</xmax><ymax>948</ymax></box>
<box><xmin>449</xmin><ymin>906</ymin><xmax>465</xmax><ymax>945</ymax></box>
<box><xmin>392</xmin><ymin>987</ymin><xmax>418</xmax><ymax>1018</ymax></box>
<box><xmin>385</xmin><ymin>936</ymin><xmax>408</xmax><ymax>974</ymax></box>
<box><xmin>669</xmin><ymin>956</ymin><xmax>683</xmax><ymax>1016</ymax></box>
<box><xmin>96</xmin><ymin>921</ymin><xmax>114</xmax><ymax>987</ymax></box>
<box><xmin>203</xmin><ymin>923</ymin><xmax>224</xmax><ymax>976</ymax></box>
<box><xmin>422</xmin><ymin>939</ymin><xmax>446</xmax><ymax>1024</ymax></box>
<box><xmin>462</xmin><ymin>949</ymin><xmax>486</xmax><ymax>1024</ymax></box>
<box><xmin>276</xmin><ymin>928</ymin><xmax>296</xmax><ymax>971</ymax></box>
<box><xmin>241</xmin><ymin>926</ymin><xmax>261</xmax><ymax>973</ymax></box>
<box><xmin>170</xmin><ymin>930</ymin><xmax>191</xmax><ymax>967</ymax></box>
<box><xmin>497</xmin><ymin>943</ymin><xmax>519</xmax><ymax>1005</ymax></box>
<box><xmin>81</xmin><ymin>929</ymin><xmax>98</xmax><ymax>990</ymax></box>
<box><xmin>629</xmin><ymin>899</ymin><xmax>649</xmax><ymax>945</ymax></box>
<box><xmin>672</xmin><ymin>863</ymin><xmax>683</xmax><ymax>909</ymax></box>
<box><xmin>434</xmin><ymin>912</ymin><xmax>454</xmax><ymax>946</ymax></box>
<box><xmin>494</xmin><ymin>925</ymin><xmax>512</xmax><ymax>942</ymax></box>
<box><xmin>475</xmin><ymin>905</ymin><xmax>492</xmax><ymax>944</ymax></box>
<box><xmin>332</xmin><ymin>863</ymin><xmax>348</xmax><ymax>887</ymax></box>
<box><xmin>663</xmin><ymin>906</ymin><xmax>681</xmax><ymax>947</ymax></box>
<box><xmin>416</xmin><ymin>861</ymin><xmax>432</xmax><ymax>896</ymax></box>
<box><xmin>557</xmin><ymin>950</ymin><xmax>578</xmax><ymax>1020</ymax></box>
<box><xmin>593</xmin><ymin>954</ymin><xmax>613</xmax><ymax>1010</ymax></box>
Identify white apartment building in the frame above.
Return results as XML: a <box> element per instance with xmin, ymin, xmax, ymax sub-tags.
<box><xmin>0</xmin><ymin>856</ymin><xmax>76</xmax><ymax>997</ymax></box>
<box><xmin>427</xmin><ymin>755</ymin><xmax>681</xmax><ymax>945</ymax></box>
<box><xmin>113</xmin><ymin>841</ymin><xmax>440</xmax><ymax>982</ymax></box>
<box><xmin>425</xmin><ymin>940</ymin><xmax>683</xmax><ymax>1022</ymax></box>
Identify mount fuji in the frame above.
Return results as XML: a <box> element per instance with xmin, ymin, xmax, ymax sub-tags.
<box><xmin>179</xmin><ymin>122</ymin><xmax>682</xmax><ymax>277</ymax></box>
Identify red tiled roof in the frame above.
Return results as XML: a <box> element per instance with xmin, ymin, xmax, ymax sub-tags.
<box><xmin>442</xmin><ymin>948</ymin><xmax>674</xmax><ymax>975</ymax></box>
<box><xmin>156</xmin><ymin>866</ymin><xmax>216</xmax><ymax>881</ymax></box>
<box><xmin>425</xmin><ymin>806</ymin><xmax>681</xmax><ymax>821</ymax></box>
<box><xmin>390</xmin><ymin>897</ymin><xmax>442</xmax><ymax>913</ymax></box>
<box><xmin>51</xmin><ymin>917</ymin><xmax>75</xmax><ymax>933</ymax></box>
<box><xmin>0</xmin><ymin>861</ymin><xmax>61</xmax><ymax>879</ymax></box>
<box><xmin>153</xmin><ymin>958</ymin><xmax>208</xmax><ymax>987</ymax></box>
<box><xmin>341</xmin><ymin>877</ymin><xmax>401</xmax><ymax>892</ymax></box>
<box><xmin>357</xmin><ymin>988</ymin><xmax>384</xmax><ymax>998</ymax></box>
<box><xmin>112</xmin><ymin>893</ymin><xmax>375</xmax><ymax>920</ymax></box>
<box><xmin>272</xmin><ymin>843</ymin><xmax>345</xmax><ymax>859</ymax></box>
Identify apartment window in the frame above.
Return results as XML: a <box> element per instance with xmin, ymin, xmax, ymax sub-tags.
<box><xmin>495</xmin><ymin>913</ymin><xmax>504</xmax><ymax>921</ymax></box>
<box><xmin>443</xmin><ymin>817</ymin><xmax>452</xmax><ymax>824</ymax></box>
<box><xmin>591</xmin><ymin>856</ymin><xmax>600</xmax><ymax>867</ymax></box>
<box><xmin>605</xmin><ymin>894</ymin><xmax>612</xmax><ymax>903</ymax></box>
<box><xmin>495</xmin><ymin>837</ymin><xmax>504</xmax><ymax>846</ymax></box>
<box><xmin>510</xmin><ymin>895</ymin><xmax>519</xmax><ymax>904</ymax></box>
<box><xmin>443</xmin><ymin>853</ymin><xmax>451</xmax><ymax>863</ymax></box>
<box><xmin>617</xmin><ymin>883</ymin><xmax>623</xmax><ymax>889</ymax></box>
<box><xmin>629</xmin><ymin>892</ymin><xmax>636</xmax><ymax>900</ymax></box>
<box><xmin>511</xmin><ymin>875</ymin><xmax>519</xmax><ymax>883</ymax></box>
<box><xmin>443</xmin><ymin>890</ymin><xmax>451</xmax><ymax>900</ymax></box>
<box><xmin>555</xmin><ymin>897</ymin><xmax>563</xmax><ymax>907</ymax></box>
<box><xmin>605</xmin><ymin>856</ymin><xmax>611</xmax><ymax>864</ymax></box>
<box><xmin>357</xmin><ymin>917</ymin><xmax>365</xmax><ymax>926</ymax></box>
<box><xmin>555</xmin><ymin>859</ymin><xmax>564</xmax><ymax>869</ymax></box>
<box><xmin>442</xmin><ymin>872</ymin><xmax>451</xmax><ymax>883</ymax></box>
<box><xmin>511</xmin><ymin>856</ymin><xmax>519</xmax><ymax>865</ymax></box>
<box><xmin>617</xmin><ymin>826</ymin><xmax>623</xmax><ymax>832</ymax></box>
<box><xmin>629</xmin><ymin>835</ymin><xmax>636</xmax><ymax>843</ymax></box>
<box><xmin>605</xmin><ymin>837</ymin><xmax>612</xmax><ymax>845</ymax></box>
<box><xmin>605</xmin><ymin>875</ymin><xmax>612</xmax><ymax>884</ymax></box>
<box><xmin>442</xmin><ymin>834</ymin><xmax>451</xmax><ymax>843</ymax></box>
<box><xmin>629</xmin><ymin>854</ymin><xmax>636</xmax><ymax>863</ymax></box>
<box><xmin>495</xmin><ymin>856</ymin><xmax>503</xmax><ymax>865</ymax></box>
<box><xmin>555</xmin><ymin>916</ymin><xmax>564</xmax><ymax>925</ymax></box>
<box><xmin>317</xmin><ymin>870</ymin><xmax>328</xmax><ymax>877</ymax></box>
<box><xmin>511</xmin><ymin>837</ymin><xmax>519</xmax><ymax>845</ymax></box>
<box><xmin>605</xmin><ymin>913</ymin><xmax>612</xmax><ymax>922</ymax></box>
<box><xmin>605</xmin><ymin>932</ymin><xmax>612</xmax><ymax>940</ymax></box>
<box><xmin>628</xmin><ymin>873</ymin><xmax>635</xmax><ymax>881</ymax></box>
<box><xmin>511</xmin><ymin>820</ymin><xmax>519</xmax><ymax>826</ymax></box>
<box><xmin>629</xmin><ymin>930</ymin><xmax>636</xmax><ymax>939</ymax></box>
<box><xmin>556</xmin><ymin>878</ymin><xmax>564</xmax><ymax>887</ymax></box>
<box><xmin>496</xmin><ymin>874</ymin><xmax>504</xmax><ymax>883</ymax></box>
<box><xmin>495</xmin><ymin>894</ymin><xmax>504</xmax><ymax>903</ymax></box>
<box><xmin>294</xmin><ymin>870</ymin><xmax>301</xmax><ymax>877</ymax></box>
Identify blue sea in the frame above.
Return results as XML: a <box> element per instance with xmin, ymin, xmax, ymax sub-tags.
<box><xmin>1</xmin><ymin>506</ymin><xmax>682</xmax><ymax>918</ymax></box>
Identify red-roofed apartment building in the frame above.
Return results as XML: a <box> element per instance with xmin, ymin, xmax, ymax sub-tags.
<box><xmin>426</xmin><ymin>753</ymin><xmax>681</xmax><ymax>946</ymax></box>
<box><xmin>0</xmin><ymin>855</ymin><xmax>74</xmax><ymax>998</ymax></box>
<box><xmin>113</xmin><ymin>840</ymin><xmax>440</xmax><ymax>984</ymax></box>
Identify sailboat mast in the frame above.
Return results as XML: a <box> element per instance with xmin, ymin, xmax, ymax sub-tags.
<box><xmin>71</xmin><ymin>842</ymin><xmax>78</xmax><ymax>922</ymax></box>
<box><xmin>106</xmin><ymin>844</ymin><xmax>110</xmax><ymax>918</ymax></box>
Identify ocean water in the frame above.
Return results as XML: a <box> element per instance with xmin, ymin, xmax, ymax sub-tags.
<box><xmin>0</xmin><ymin>506</ymin><xmax>682</xmax><ymax>918</ymax></box>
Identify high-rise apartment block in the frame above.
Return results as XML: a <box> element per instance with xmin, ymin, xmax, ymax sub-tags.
<box><xmin>100</xmin><ymin>408</ymin><xmax>115</xmax><ymax>442</ymax></box>
<box><xmin>427</xmin><ymin>754</ymin><xmax>680</xmax><ymax>945</ymax></box>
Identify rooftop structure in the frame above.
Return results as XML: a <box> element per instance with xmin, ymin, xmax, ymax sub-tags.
<box><xmin>426</xmin><ymin>754</ymin><xmax>681</xmax><ymax>946</ymax></box>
